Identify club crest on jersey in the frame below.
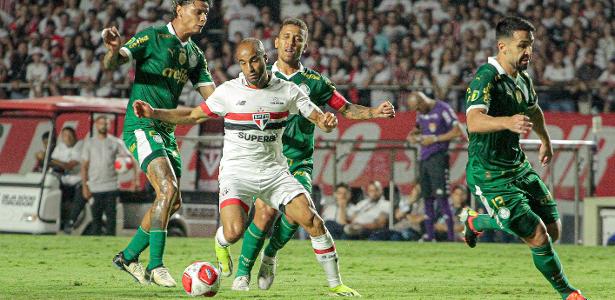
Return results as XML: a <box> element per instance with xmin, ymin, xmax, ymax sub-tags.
<box><xmin>189</xmin><ymin>53</ymin><xmax>197</xmax><ymax>68</ymax></box>
<box><xmin>178</xmin><ymin>49</ymin><xmax>187</xmax><ymax>65</ymax></box>
<box><xmin>253</xmin><ymin>113</ymin><xmax>270</xmax><ymax>130</ymax></box>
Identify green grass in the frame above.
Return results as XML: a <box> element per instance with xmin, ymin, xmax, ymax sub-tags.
<box><xmin>0</xmin><ymin>234</ymin><xmax>611</xmax><ymax>299</ymax></box>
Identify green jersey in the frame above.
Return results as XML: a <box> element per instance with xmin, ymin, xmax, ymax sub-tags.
<box><xmin>121</xmin><ymin>23</ymin><xmax>214</xmax><ymax>133</ymax></box>
<box><xmin>465</xmin><ymin>57</ymin><xmax>538</xmax><ymax>185</ymax></box>
<box><xmin>270</xmin><ymin>63</ymin><xmax>345</xmax><ymax>161</ymax></box>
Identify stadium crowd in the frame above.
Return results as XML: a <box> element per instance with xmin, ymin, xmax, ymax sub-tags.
<box><xmin>0</xmin><ymin>0</ymin><xmax>613</xmax><ymax>113</ymax></box>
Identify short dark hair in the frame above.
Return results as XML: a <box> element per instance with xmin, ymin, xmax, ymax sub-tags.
<box><xmin>495</xmin><ymin>16</ymin><xmax>535</xmax><ymax>40</ymax></box>
<box><xmin>61</xmin><ymin>126</ymin><xmax>76</xmax><ymax>136</ymax></box>
<box><xmin>172</xmin><ymin>0</ymin><xmax>212</xmax><ymax>18</ymax></box>
<box><xmin>280</xmin><ymin>18</ymin><xmax>309</xmax><ymax>39</ymax></box>
<box><xmin>41</xmin><ymin>131</ymin><xmax>50</xmax><ymax>140</ymax></box>
<box><xmin>335</xmin><ymin>182</ymin><xmax>350</xmax><ymax>191</ymax></box>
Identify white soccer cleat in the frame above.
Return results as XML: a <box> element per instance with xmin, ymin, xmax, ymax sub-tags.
<box><xmin>112</xmin><ymin>252</ymin><xmax>148</xmax><ymax>285</ymax></box>
<box><xmin>147</xmin><ymin>266</ymin><xmax>177</xmax><ymax>287</ymax></box>
<box><xmin>257</xmin><ymin>254</ymin><xmax>277</xmax><ymax>290</ymax></box>
<box><xmin>231</xmin><ymin>275</ymin><xmax>250</xmax><ymax>291</ymax></box>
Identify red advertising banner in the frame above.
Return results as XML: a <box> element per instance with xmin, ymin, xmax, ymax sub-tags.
<box><xmin>1</xmin><ymin>112</ymin><xmax>614</xmax><ymax>198</ymax></box>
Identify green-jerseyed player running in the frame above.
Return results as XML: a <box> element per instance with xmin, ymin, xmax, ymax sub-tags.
<box><xmin>223</xmin><ymin>18</ymin><xmax>395</xmax><ymax>295</ymax></box>
<box><xmin>101</xmin><ymin>0</ymin><xmax>216</xmax><ymax>287</ymax></box>
<box><xmin>460</xmin><ymin>16</ymin><xmax>586</xmax><ymax>300</ymax></box>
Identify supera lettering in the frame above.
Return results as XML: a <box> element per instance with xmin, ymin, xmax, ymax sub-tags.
<box><xmin>237</xmin><ymin>132</ymin><xmax>277</xmax><ymax>142</ymax></box>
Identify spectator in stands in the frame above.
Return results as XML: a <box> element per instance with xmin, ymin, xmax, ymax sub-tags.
<box><xmin>25</xmin><ymin>48</ymin><xmax>47</xmax><ymax>98</ymax></box>
<box><xmin>341</xmin><ymin>181</ymin><xmax>391</xmax><ymax>240</ymax></box>
<box><xmin>366</xmin><ymin>56</ymin><xmax>394</xmax><ymax>107</ymax></box>
<box><xmin>224</xmin><ymin>0</ymin><xmax>260</xmax><ymax>42</ymax></box>
<box><xmin>73</xmin><ymin>49</ymin><xmax>100</xmax><ymax>95</ymax></box>
<box><xmin>322</xmin><ymin>183</ymin><xmax>355</xmax><ymax>239</ymax></box>
<box><xmin>370</xmin><ymin>183</ymin><xmax>424</xmax><ymax>241</ymax></box>
<box><xmin>81</xmin><ymin>115</ymin><xmax>135</xmax><ymax>236</ymax></box>
<box><xmin>407</xmin><ymin>91</ymin><xmax>463</xmax><ymax>242</ymax></box>
<box><xmin>49</xmin><ymin>126</ymin><xmax>83</xmax><ymax>234</ymax></box>
<box><xmin>0</xmin><ymin>63</ymin><xmax>8</xmax><ymax>98</ymax></box>
<box><xmin>281</xmin><ymin>0</ymin><xmax>311</xmax><ymax>19</ymax></box>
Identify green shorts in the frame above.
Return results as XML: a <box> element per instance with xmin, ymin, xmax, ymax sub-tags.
<box><xmin>468</xmin><ymin>170</ymin><xmax>559</xmax><ymax>238</ymax></box>
<box><xmin>287</xmin><ymin>157</ymin><xmax>313</xmax><ymax>193</ymax></box>
<box><xmin>123</xmin><ymin>127</ymin><xmax>182</xmax><ymax>178</ymax></box>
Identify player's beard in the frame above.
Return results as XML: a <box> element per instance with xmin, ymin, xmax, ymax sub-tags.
<box><xmin>517</xmin><ymin>56</ymin><xmax>530</xmax><ymax>71</ymax></box>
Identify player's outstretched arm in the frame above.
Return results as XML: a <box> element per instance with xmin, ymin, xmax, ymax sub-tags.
<box><xmin>132</xmin><ymin>100</ymin><xmax>211</xmax><ymax>124</ymax></box>
<box><xmin>338</xmin><ymin>100</ymin><xmax>396</xmax><ymax>120</ymax></box>
<box><xmin>307</xmin><ymin>110</ymin><xmax>338</xmax><ymax>133</ymax></box>
<box><xmin>102</xmin><ymin>27</ymin><xmax>129</xmax><ymax>70</ymax></box>
<box><xmin>527</xmin><ymin>105</ymin><xmax>553</xmax><ymax>166</ymax></box>
<box><xmin>466</xmin><ymin>108</ymin><xmax>532</xmax><ymax>135</ymax></box>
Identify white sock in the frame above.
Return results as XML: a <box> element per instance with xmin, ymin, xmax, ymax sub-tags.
<box><xmin>216</xmin><ymin>226</ymin><xmax>230</xmax><ymax>247</ymax></box>
<box><xmin>310</xmin><ymin>231</ymin><xmax>342</xmax><ymax>288</ymax></box>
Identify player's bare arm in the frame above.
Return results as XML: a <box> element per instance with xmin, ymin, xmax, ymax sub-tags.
<box><xmin>527</xmin><ymin>105</ymin><xmax>553</xmax><ymax>166</ymax></box>
<box><xmin>338</xmin><ymin>100</ymin><xmax>396</xmax><ymax>120</ymax></box>
<box><xmin>102</xmin><ymin>26</ymin><xmax>129</xmax><ymax>70</ymax></box>
<box><xmin>466</xmin><ymin>108</ymin><xmax>532</xmax><ymax>134</ymax></box>
<box><xmin>132</xmin><ymin>100</ymin><xmax>212</xmax><ymax>124</ymax></box>
<box><xmin>307</xmin><ymin>110</ymin><xmax>338</xmax><ymax>133</ymax></box>
<box><xmin>81</xmin><ymin>160</ymin><xmax>92</xmax><ymax>200</ymax></box>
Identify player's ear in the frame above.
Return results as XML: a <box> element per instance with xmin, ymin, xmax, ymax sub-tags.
<box><xmin>263</xmin><ymin>53</ymin><xmax>268</xmax><ymax>63</ymax></box>
<box><xmin>497</xmin><ymin>39</ymin><xmax>507</xmax><ymax>53</ymax></box>
<box><xmin>274</xmin><ymin>37</ymin><xmax>279</xmax><ymax>49</ymax></box>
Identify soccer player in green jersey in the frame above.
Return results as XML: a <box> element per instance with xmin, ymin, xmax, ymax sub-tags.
<box><xmin>460</xmin><ymin>17</ymin><xmax>586</xmax><ymax>300</ymax></box>
<box><xmin>226</xmin><ymin>18</ymin><xmax>395</xmax><ymax>293</ymax></box>
<box><xmin>101</xmin><ymin>0</ymin><xmax>215</xmax><ymax>287</ymax></box>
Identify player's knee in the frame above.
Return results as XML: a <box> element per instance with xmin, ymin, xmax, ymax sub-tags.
<box><xmin>171</xmin><ymin>196</ymin><xmax>182</xmax><ymax>213</ymax></box>
<box><xmin>525</xmin><ymin>223</ymin><xmax>549</xmax><ymax>247</ymax></box>
<box><xmin>224</xmin><ymin>222</ymin><xmax>244</xmax><ymax>243</ymax></box>
<box><xmin>301</xmin><ymin>212</ymin><xmax>325</xmax><ymax>236</ymax></box>
<box><xmin>254</xmin><ymin>207</ymin><xmax>276</xmax><ymax>231</ymax></box>
<box><xmin>157</xmin><ymin>178</ymin><xmax>179</xmax><ymax>204</ymax></box>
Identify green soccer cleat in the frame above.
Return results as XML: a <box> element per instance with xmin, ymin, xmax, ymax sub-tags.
<box><xmin>459</xmin><ymin>207</ymin><xmax>481</xmax><ymax>248</ymax></box>
<box><xmin>215</xmin><ymin>239</ymin><xmax>233</xmax><ymax>277</ymax></box>
<box><xmin>329</xmin><ymin>284</ymin><xmax>361</xmax><ymax>297</ymax></box>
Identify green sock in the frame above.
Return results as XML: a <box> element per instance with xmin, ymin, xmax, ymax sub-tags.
<box><xmin>264</xmin><ymin>215</ymin><xmax>298</xmax><ymax>258</ymax></box>
<box><xmin>530</xmin><ymin>239</ymin><xmax>576</xmax><ymax>298</ymax></box>
<box><xmin>123</xmin><ymin>226</ymin><xmax>150</xmax><ymax>261</ymax></box>
<box><xmin>236</xmin><ymin>222</ymin><xmax>266</xmax><ymax>277</ymax></box>
<box><xmin>147</xmin><ymin>230</ymin><xmax>167</xmax><ymax>270</ymax></box>
<box><xmin>471</xmin><ymin>214</ymin><xmax>501</xmax><ymax>232</ymax></box>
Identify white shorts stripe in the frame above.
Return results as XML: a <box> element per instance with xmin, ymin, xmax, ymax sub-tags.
<box><xmin>134</xmin><ymin>129</ymin><xmax>152</xmax><ymax>167</ymax></box>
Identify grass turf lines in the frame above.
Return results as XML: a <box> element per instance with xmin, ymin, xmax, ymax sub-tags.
<box><xmin>0</xmin><ymin>234</ymin><xmax>611</xmax><ymax>299</ymax></box>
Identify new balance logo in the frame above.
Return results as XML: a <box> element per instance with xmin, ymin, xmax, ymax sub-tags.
<box><xmin>236</xmin><ymin>100</ymin><xmax>246</xmax><ymax>106</ymax></box>
<box><xmin>270</xmin><ymin>97</ymin><xmax>283</xmax><ymax>105</ymax></box>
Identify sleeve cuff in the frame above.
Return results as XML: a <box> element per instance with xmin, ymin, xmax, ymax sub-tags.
<box><xmin>194</xmin><ymin>81</ymin><xmax>215</xmax><ymax>89</ymax></box>
<box><xmin>466</xmin><ymin>104</ymin><xmax>489</xmax><ymax>115</ymax></box>
<box><xmin>199</xmin><ymin>102</ymin><xmax>220</xmax><ymax>118</ymax></box>
<box><xmin>119</xmin><ymin>47</ymin><xmax>132</xmax><ymax>62</ymax></box>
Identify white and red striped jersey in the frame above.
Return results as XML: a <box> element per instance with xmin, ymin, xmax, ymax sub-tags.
<box><xmin>200</xmin><ymin>73</ymin><xmax>321</xmax><ymax>172</ymax></box>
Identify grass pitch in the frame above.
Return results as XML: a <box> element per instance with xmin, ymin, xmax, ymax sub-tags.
<box><xmin>0</xmin><ymin>234</ymin><xmax>611</xmax><ymax>299</ymax></box>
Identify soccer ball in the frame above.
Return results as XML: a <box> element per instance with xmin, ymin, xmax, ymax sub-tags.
<box><xmin>114</xmin><ymin>156</ymin><xmax>134</xmax><ymax>174</ymax></box>
<box><xmin>182</xmin><ymin>261</ymin><xmax>221</xmax><ymax>297</ymax></box>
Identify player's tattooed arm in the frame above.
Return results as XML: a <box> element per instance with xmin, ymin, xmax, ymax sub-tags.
<box><xmin>338</xmin><ymin>101</ymin><xmax>396</xmax><ymax>120</ymax></box>
<box><xmin>132</xmin><ymin>100</ymin><xmax>212</xmax><ymax>124</ymax></box>
<box><xmin>101</xmin><ymin>27</ymin><xmax>129</xmax><ymax>70</ymax></box>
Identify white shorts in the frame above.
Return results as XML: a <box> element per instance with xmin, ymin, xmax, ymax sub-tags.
<box><xmin>218</xmin><ymin>166</ymin><xmax>309</xmax><ymax>213</ymax></box>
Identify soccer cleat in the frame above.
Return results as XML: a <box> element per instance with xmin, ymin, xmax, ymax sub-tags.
<box><xmin>566</xmin><ymin>290</ymin><xmax>588</xmax><ymax>300</ymax></box>
<box><xmin>112</xmin><ymin>252</ymin><xmax>147</xmax><ymax>284</ymax></box>
<box><xmin>329</xmin><ymin>284</ymin><xmax>361</xmax><ymax>297</ymax></box>
<box><xmin>257</xmin><ymin>254</ymin><xmax>277</xmax><ymax>290</ymax></box>
<box><xmin>146</xmin><ymin>266</ymin><xmax>177</xmax><ymax>287</ymax></box>
<box><xmin>459</xmin><ymin>207</ymin><xmax>480</xmax><ymax>248</ymax></box>
<box><xmin>231</xmin><ymin>275</ymin><xmax>250</xmax><ymax>291</ymax></box>
<box><xmin>215</xmin><ymin>239</ymin><xmax>233</xmax><ymax>277</ymax></box>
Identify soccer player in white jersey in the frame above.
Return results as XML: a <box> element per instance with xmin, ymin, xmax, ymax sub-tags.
<box><xmin>132</xmin><ymin>38</ymin><xmax>360</xmax><ymax>296</ymax></box>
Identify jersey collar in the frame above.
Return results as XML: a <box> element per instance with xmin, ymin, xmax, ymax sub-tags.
<box><xmin>166</xmin><ymin>22</ymin><xmax>189</xmax><ymax>47</ymax></box>
<box><xmin>488</xmin><ymin>56</ymin><xmax>519</xmax><ymax>80</ymax></box>
<box><xmin>271</xmin><ymin>61</ymin><xmax>304</xmax><ymax>80</ymax></box>
<box><xmin>239</xmin><ymin>71</ymin><xmax>276</xmax><ymax>89</ymax></box>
